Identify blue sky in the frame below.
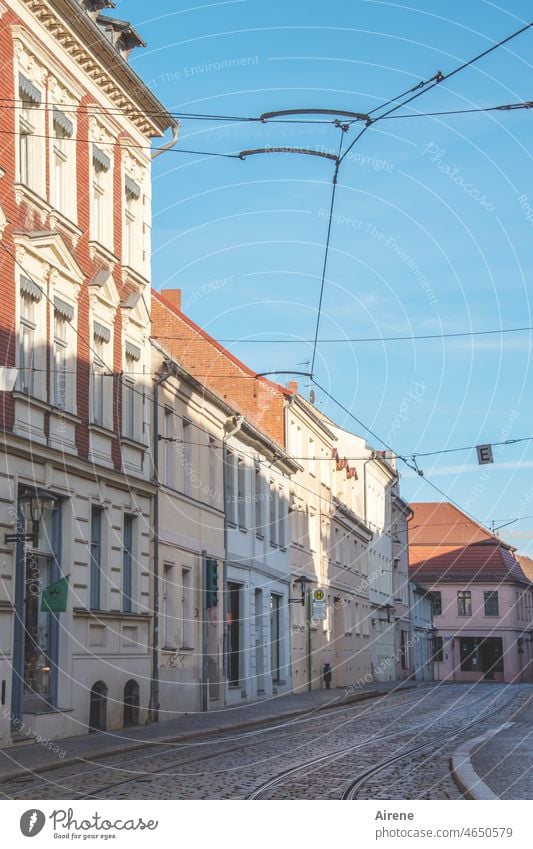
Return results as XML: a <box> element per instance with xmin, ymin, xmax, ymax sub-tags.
<box><xmin>122</xmin><ymin>0</ymin><xmax>533</xmax><ymax>552</ymax></box>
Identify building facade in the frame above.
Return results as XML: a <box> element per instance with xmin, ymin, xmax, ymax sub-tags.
<box><xmin>409</xmin><ymin>582</ymin><xmax>434</xmax><ymax>682</ymax></box>
<box><xmin>410</xmin><ymin>502</ymin><xmax>533</xmax><ymax>684</ymax></box>
<box><xmin>331</xmin><ymin>428</ymin><xmax>398</xmax><ymax>683</ymax></box>
<box><xmin>0</xmin><ymin>0</ymin><xmax>176</xmax><ymax>746</ymax></box>
<box><xmin>151</xmin><ymin>291</ymin><xmax>297</xmax><ymax>707</ymax></box>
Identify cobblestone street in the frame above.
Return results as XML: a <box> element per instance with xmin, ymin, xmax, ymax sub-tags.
<box><xmin>1</xmin><ymin>684</ymin><xmax>530</xmax><ymax>801</ymax></box>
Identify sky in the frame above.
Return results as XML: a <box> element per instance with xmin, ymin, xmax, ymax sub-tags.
<box><xmin>120</xmin><ymin>0</ymin><xmax>533</xmax><ymax>553</ymax></box>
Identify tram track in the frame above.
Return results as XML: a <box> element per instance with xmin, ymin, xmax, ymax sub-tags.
<box><xmin>248</xmin><ymin>690</ymin><xmax>523</xmax><ymax>800</ymax></box>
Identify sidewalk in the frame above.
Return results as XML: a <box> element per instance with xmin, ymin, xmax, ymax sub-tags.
<box><xmin>469</xmin><ymin>694</ymin><xmax>533</xmax><ymax>800</ymax></box>
<box><xmin>0</xmin><ymin>680</ymin><xmax>423</xmax><ymax>782</ymax></box>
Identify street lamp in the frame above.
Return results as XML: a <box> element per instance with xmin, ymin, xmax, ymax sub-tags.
<box><xmin>289</xmin><ymin>575</ymin><xmax>314</xmax><ymax>606</ymax></box>
<box><xmin>19</xmin><ymin>488</ymin><xmax>57</xmax><ymax>548</ymax></box>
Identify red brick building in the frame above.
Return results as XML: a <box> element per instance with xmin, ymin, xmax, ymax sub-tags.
<box><xmin>0</xmin><ymin>0</ymin><xmax>176</xmax><ymax>746</ymax></box>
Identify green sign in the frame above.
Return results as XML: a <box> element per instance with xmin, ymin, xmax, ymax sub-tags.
<box><xmin>41</xmin><ymin>575</ymin><xmax>69</xmax><ymax>613</ymax></box>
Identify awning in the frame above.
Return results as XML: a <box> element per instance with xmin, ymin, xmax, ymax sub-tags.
<box><xmin>20</xmin><ymin>275</ymin><xmax>42</xmax><ymax>301</ymax></box>
<box><xmin>125</xmin><ymin>341</ymin><xmax>141</xmax><ymax>361</ymax></box>
<box><xmin>93</xmin><ymin>321</ymin><xmax>111</xmax><ymax>343</ymax></box>
<box><xmin>92</xmin><ymin>144</ymin><xmax>111</xmax><ymax>171</ymax></box>
<box><xmin>19</xmin><ymin>74</ymin><xmax>41</xmax><ymax>105</ymax></box>
<box><xmin>53</xmin><ymin>107</ymin><xmax>74</xmax><ymax>138</ymax></box>
<box><xmin>54</xmin><ymin>296</ymin><xmax>74</xmax><ymax>321</ymax></box>
<box><xmin>125</xmin><ymin>175</ymin><xmax>141</xmax><ymax>199</ymax></box>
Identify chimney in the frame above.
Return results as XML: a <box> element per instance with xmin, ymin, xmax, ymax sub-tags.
<box><xmin>287</xmin><ymin>380</ymin><xmax>299</xmax><ymax>394</ymax></box>
<box><xmin>161</xmin><ymin>289</ymin><xmax>182</xmax><ymax>311</ymax></box>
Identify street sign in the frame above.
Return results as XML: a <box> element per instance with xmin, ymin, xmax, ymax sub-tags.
<box><xmin>313</xmin><ymin>588</ymin><xmax>325</xmax><ymax>602</ymax></box>
<box><xmin>476</xmin><ymin>444</ymin><xmax>494</xmax><ymax>465</ymax></box>
<box><xmin>312</xmin><ymin>600</ymin><xmax>327</xmax><ymax>620</ymax></box>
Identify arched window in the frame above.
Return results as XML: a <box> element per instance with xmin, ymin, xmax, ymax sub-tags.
<box><xmin>89</xmin><ymin>681</ymin><xmax>107</xmax><ymax>732</ymax></box>
<box><xmin>123</xmin><ymin>679</ymin><xmax>139</xmax><ymax>727</ymax></box>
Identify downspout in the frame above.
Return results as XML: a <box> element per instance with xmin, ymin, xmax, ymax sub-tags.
<box><xmin>222</xmin><ymin>415</ymin><xmax>244</xmax><ymax>703</ymax></box>
<box><xmin>151</xmin><ymin>122</ymin><xmax>180</xmax><ymax>160</ymax></box>
<box><xmin>150</xmin><ymin>368</ymin><xmax>172</xmax><ymax>723</ymax></box>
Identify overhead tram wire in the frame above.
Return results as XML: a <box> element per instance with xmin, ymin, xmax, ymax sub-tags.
<box><xmin>2</xmin><ymin>243</ymin><xmax>529</xmax><ymax>522</ymax></box>
<box><xmin>310</xmin><ymin>130</ymin><xmax>345</xmax><ymax>377</ymax></box>
<box><xmin>310</xmin><ymin>378</ymin><xmax>508</xmax><ymax>536</ymax></box>
<box><xmin>369</xmin><ymin>20</ymin><xmax>533</xmax><ymax>125</ymax></box>
<box><xmin>155</xmin><ymin>324</ymin><xmax>533</xmax><ymax>344</ymax></box>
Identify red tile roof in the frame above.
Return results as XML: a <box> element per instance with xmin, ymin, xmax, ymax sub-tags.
<box><xmin>518</xmin><ymin>555</ymin><xmax>533</xmax><ymax>582</ymax></box>
<box><xmin>409</xmin><ymin>502</ymin><xmax>530</xmax><ymax>586</ymax></box>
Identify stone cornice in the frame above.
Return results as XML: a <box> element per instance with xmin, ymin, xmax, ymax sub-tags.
<box><xmin>21</xmin><ymin>0</ymin><xmax>177</xmax><ymax>138</ymax></box>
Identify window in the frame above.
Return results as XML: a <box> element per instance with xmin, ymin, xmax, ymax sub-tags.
<box><xmin>52</xmin><ymin>108</ymin><xmax>74</xmax><ymax>213</ymax></box>
<box><xmin>18</xmin><ymin>289</ymin><xmax>37</xmax><ymax>395</ymax></box>
<box><xmin>457</xmin><ymin>590</ymin><xmax>472</xmax><ymax>617</ymax></box>
<box><xmin>18</xmin><ymin>75</ymin><xmax>41</xmax><ymax>189</ymax></box>
<box><xmin>278</xmin><ymin>486</ymin><xmax>286</xmax><ymax>549</ymax></box>
<box><xmin>92</xmin><ymin>324</ymin><xmax>110</xmax><ymax>426</ymax></box>
<box><xmin>308</xmin><ymin>438</ymin><xmax>316</xmax><ymax>476</ymax></box>
<box><xmin>238</xmin><ymin>457</ymin><xmax>247</xmax><ymax>529</ymax></box>
<box><xmin>269</xmin><ymin>480</ymin><xmax>277</xmax><ymax>546</ymax></box>
<box><xmin>180</xmin><ymin>568</ymin><xmax>193</xmax><ymax>648</ymax></box>
<box><xmin>92</xmin><ymin>144</ymin><xmax>111</xmax><ymax>244</ymax></box>
<box><xmin>163</xmin><ymin>408</ymin><xmax>176</xmax><ymax>488</ymax></box>
<box><xmin>122</xmin><ymin>344</ymin><xmax>141</xmax><ymax>440</ymax></box>
<box><xmin>181</xmin><ymin>420</ymin><xmax>192</xmax><ymax>496</ymax></box>
<box><xmin>400</xmin><ymin>630</ymin><xmax>409</xmax><ymax>669</ymax></box>
<box><xmin>309</xmin><ymin>510</ymin><xmax>317</xmax><ymax>551</ymax></box>
<box><xmin>433</xmin><ymin>636</ymin><xmax>444</xmax><ymax>663</ymax></box>
<box><xmin>90</xmin><ymin>506</ymin><xmax>103</xmax><ymax>610</ymax></box>
<box><xmin>225</xmin><ymin>450</ymin><xmax>236</xmax><ymax>525</ymax></box>
<box><xmin>162</xmin><ymin>563</ymin><xmax>176</xmax><ymax>648</ymax></box>
<box><xmin>270</xmin><ymin>594</ymin><xmax>282</xmax><ymax>681</ymax></box>
<box><xmin>208</xmin><ymin>437</ymin><xmax>217</xmax><ymax>505</ymax></box>
<box><xmin>124</xmin><ymin>177</ymin><xmax>141</xmax><ymax>267</ymax></box>
<box><xmin>432</xmin><ymin>591</ymin><xmax>442</xmax><ymax>617</ymax></box>
<box><xmin>122</xmin><ymin>514</ymin><xmax>134</xmax><ymax>613</ymax></box>
<box><xmin>460</xmin><ymin>637</ymin><xmax>504</xmax><ymax>674</ymax></box>
<box><xmin>484</xmin><ymin>590</ymin><xmax>499</xmax><ymax>617</ymax></box>
<box><xmin>254</xmin><ymin>468</ymin><xmax>263</xmax><ymax>537</ymax></box>
<box><xmin>52</xmin><ymin>300</ymin><xmax>73</xmax><ymax>409</ymax></box>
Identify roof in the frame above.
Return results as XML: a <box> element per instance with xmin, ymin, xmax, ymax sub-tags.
<box><xmin>409</xmin><ymin>502</ymin><xmax>530</xmax><ymax>586</ymax></box>
<box><xmin>409</xmin><ymin>502</ymin><xmax>514</xmax><ymax>548</ymax></box>
<box><xmin>518</xmin><ymin>555</ymin><xmax>533</xmax><ymax>582</ymax></box>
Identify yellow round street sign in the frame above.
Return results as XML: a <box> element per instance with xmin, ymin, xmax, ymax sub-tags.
<box><xmin>313</xmin><ymin>588</ymin><xmax>325</xmax><ymax>602</ymax></box>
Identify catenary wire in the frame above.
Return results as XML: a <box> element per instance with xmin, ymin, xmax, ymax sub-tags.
<box><xmin>154</xmin><ymin>324</ymin><xmax>533</xmax><ymax>344</ymax></box>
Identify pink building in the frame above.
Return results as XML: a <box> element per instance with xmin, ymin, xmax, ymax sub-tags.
<box><xmin>409</xmin><ymin>503</ymin><xmax>533</xmax><ymax>684</ymax></box>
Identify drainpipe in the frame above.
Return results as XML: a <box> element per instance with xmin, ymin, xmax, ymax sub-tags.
<box><xmin>222</xmin><ymin>415</ymin><xmax>244</xmax><ymax>702</ymax></box>
<box><xmin>151</xmin><ymin>122</ymin><xmax>180</xmax><ymax>160</ymax></box>
<box><xmin>150</xmin><ymin>368</ymin><xmax>172</xmax><ymax>723</ymax></box>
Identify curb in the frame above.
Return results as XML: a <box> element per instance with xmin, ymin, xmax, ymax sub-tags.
<box><xmin>451</xmin><ymin>722</ymin><xmax>515</xmax><ymax>800</ymax></box>
<box><xmin>0</xmin><ymin>683</ymin><xmax>421</xmax><ymax>783</ymax></box>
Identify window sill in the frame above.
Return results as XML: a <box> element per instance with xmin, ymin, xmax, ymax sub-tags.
<box><xmin>238</xmin><ymin>526</ymin><xmax>248</xmax><ymax>534</ymax></box>
<box><xmin>49</xmin><ymin>406</ymin><xmax>81</xmax><ymax>424</ymax></box>
<box><xmin>88</xmin><ymin>240</ymin><xmax>119</xmax><ymax>267</ymax></box>
<box><xmin>119</xmin><ymin>435</ymin><xmax>147</xmax><ymax>451</ymax></box>
<box><xmin>12</xmin><ymin>391</ymin><xmax>49</xmax><ymax>411</ymax></box>
<box><xmin>73</xmin><ymin>607</ymin><xmax>150</xmax><ymax>622</ymax></box>
<box><xmin>89</xmin><ymin>423</ymin><xmax>115</xmax><ymax>438</ymax></box>
<box><xmin>121</xmin><ymin>264</ymin><xmax>150</xmax><ymax>291</ymax></box>
<box><xmin>49</xmin><ymin>208</ymin><xmax>82</xmax><ymax>243</ymax></box>
<box><xmin>13</xmin><ymin>182</ymin><xmax>50</xmax><ymax>216</ymax></box>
